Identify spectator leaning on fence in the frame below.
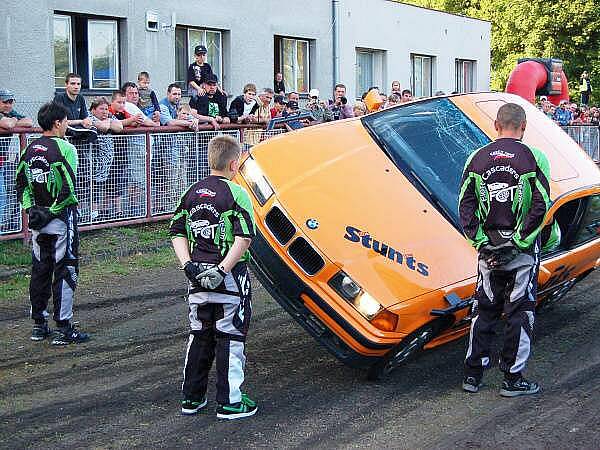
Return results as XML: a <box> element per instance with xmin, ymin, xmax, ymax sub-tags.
<box><xmin>54</xmin><ymin>73</ymin><xmax>93</xmax><ymax>130</ymax></box>
<box><xmin>122</xmin><ymin>82</ymin><xmax>160</xmax><ymax>126</ymax></box>
<box><xmin>16</xmin><ymin>101</ymin><xmax>90</xmax><ymax>345</ymax></box>
<box><xmin>229</xmin><ymin>83</ymin><xmax>259</xmax><ymax>124</ymax></box>
<box><xmin>0</xmin><ymin>89</ymin><xmax>33</xmax><ymax>130</ymax></box>
<box><xmin>159</xmin><ymin>84</ymin><xmax>200</xmax><ymax>130</ymax></box>
<box><xmin>270</xmin><ymin>95</ymin><xmax>286</xmax><ymax>118</ymax></box>
<box><xmin>254</xmin><ymin>88</ymin><xmax>274</xmax><ymax>124</ymax></box>
<box><xmin>89</xmin><ymin>97</ymin><xmax>123</xmax><ymax>221</ymax></box>
<box><xmin>189</xmin><ymin>74</ymin><xmax>229</xmax><ymax>126</ymax></box>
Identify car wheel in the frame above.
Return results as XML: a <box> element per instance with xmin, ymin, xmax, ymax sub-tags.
<box><xmin>367</xmin><ymin>324</ymin><xmax>435</xmax><ymax>381</ymax></box>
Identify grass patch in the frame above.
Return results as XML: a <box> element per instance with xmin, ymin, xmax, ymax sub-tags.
<box><xmin>0</xmin><ymin>241</ymin><xmax>31</xmax><ymax>266</ymax></box>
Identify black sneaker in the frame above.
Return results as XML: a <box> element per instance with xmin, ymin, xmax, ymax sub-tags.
<box><xmin>31</xmin><ymin>323</ymin><xmax>52</xmax><ymax>341</ymax></box>
<box><xmin>462</xmin><ymin>376</ymin><xmax>483</xmax><ymax>393</ymax></box>
<box><xmin>499</xmin><ymin>378</ymin><xmax>540</xmax><ymax>397</ymax></box>
<box><xmin>51</xmin><ymin>323</ymin><xmax>90</xmax><ymax>345</ymax></box>
<box><xmin>181</xmin><ymin>398</ymin><xmax>208</xmax><ymax>415</ymax></box>
<box><xmin>216</xmin><ymin>393</ymin><xmax>258</xmax><ymax>420</ymax></box>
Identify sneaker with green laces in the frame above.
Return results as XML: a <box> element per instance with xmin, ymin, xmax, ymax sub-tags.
<box><xmin>181</xmin><ymin>398</ymin><xmax>208</xmax><ymax>415</ymax></box>
<box><xmin>216</xmin><ymin>393</ymin><xmax>258</xmax><ymax>420</ymax></box>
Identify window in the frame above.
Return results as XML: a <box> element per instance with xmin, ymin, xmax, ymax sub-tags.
<box><xmin>456</xmin><ymin>59</ymin><xmax>476</xmax><ymax>93</ymax></box>
<box><xmin>53</xmin><ymin>15</ymin><xmax>73</xmax><ymax>88</ymax></box>
<box><xmin>355</xmin><ymin>48</ymin><xmax>386</xmax><ymax>99</ymax></box>
<box><xmin>175</xmin><ymin>27</ymin><xmax>223</xmax><ymax>90</ymax></box>
<box><xmin>52</xmin><ymin>13</ymin><xmax>120</xmax><ymax>90</ymax></box>
<box><xmin>275</xmin><ymin>37</ymin><xmax>310</xmax><ymax>93</ymax></box>
<box><xmin>571</xmin><ymin>195</ymin><xmax>600</xmax><ymax>247</ymax></box>
<box><xmin>411</xmin><ymin>54</ymin><xmax>434</xmax><ymax>98</ymax></box>
<box><xmin>356</xmin><ymin>51</ymin><xmax>374</xmax><ymax>97</ymax></box>
<box><xmin>362</xmin><ymin>98</ymin><xmax>490</xmax><ymax>224</ymax></box>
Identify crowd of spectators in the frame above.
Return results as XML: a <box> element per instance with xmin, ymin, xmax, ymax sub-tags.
<box><xmin>537</xmin><ymin>96</ymin><xmax>600</xmax><ymax>126</ymax></box>
<box><xmin>1</xmin><ymin>56</ymin><xmax>598</xmax><ymax>228</ymax></box>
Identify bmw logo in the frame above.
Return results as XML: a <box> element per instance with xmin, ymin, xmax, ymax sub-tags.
<box><xmin>306</xmin><ymin>218</ymin><xmax>319</xmax><ymax>230</ymax></box>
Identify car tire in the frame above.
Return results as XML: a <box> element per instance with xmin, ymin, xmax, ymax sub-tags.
<box><xmin>366</xmin><ymin>323</ymin><xmax>436</xmax><ymax>382</ymax></box>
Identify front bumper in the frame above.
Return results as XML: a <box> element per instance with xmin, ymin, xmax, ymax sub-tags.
<box><xmin>250</xmin><ymin>230</ymin><xmax>392</xmax><ymax>369</ymax></box>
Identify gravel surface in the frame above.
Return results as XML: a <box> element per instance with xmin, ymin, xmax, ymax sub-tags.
<box><xmin>1</xmin><ymin>267</ymin><xmax>599</xmax><ymax>449</ymax></box>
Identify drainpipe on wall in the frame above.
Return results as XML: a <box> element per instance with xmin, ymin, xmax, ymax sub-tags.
<box><xmin>332</xmin><ymin>0</ymin><xmax>339</xmax><ymax>91</ymax></box>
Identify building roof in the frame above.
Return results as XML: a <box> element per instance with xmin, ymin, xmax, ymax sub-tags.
<box><xmin>386</xmin><ymin>0</ymin><xmax>491</xmax><ymax>24</ymax></box>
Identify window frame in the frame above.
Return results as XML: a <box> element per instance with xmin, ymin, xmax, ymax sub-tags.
<box><xmin>52</xmin><ymin>12</ymin><xmax>121</xmax><ymax>92</ymax></box>
<box><xmin>53</xmin><ymin>14</ymin><xmax>73</xmax><ymax>89</ymax></box>
<box><xmin>411</xmin><ymin>54</ymin><xmax>434</xmax><ymax>98</ymax></box>
<box><xmin>455</xmin><ymin>59</ymin><xmax>476</xmax><ymax>93</ymax></box>
<box><xmin>276</xmin><ymin>36</ymin><xmax>311</xmax><ymax>93</ymax></box>
<box><xmin>356</xmin><ymin>49</ymin><xmax>374</xmax><ymax>99</ymax></box>
<box><xmin>86</xmin><ymin>19</ymin><xmax>120</xmax><ymax>90</ymax></box>
<box><xmin>175</xmin><ymin>26</ymin><xmax>223</xmax><ymax>92</ymax></box>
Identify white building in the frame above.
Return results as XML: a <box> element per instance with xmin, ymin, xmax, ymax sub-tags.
<box><xmin>0</xmin><ymin>0</ymin><xmax>490</xmax><ymax>105</ymax></box>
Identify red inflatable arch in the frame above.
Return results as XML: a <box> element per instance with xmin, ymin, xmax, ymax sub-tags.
<box><xmin>505</xmin><ymin>58</ymin><xmax>569</xmax><ymax>105</ymax></box>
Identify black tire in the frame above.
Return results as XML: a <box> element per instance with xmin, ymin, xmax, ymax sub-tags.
<box><xmin>367</xmin><ymin>324</ymin><xmax>436</xmax><ymax>381</ymax></box>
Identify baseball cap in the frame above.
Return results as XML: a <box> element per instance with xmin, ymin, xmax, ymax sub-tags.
<box><xmin>0</xmin><ymin>89</ymin><xmax>15</xmax><ymax>102</ymax></box>
<box><xmin>539</xmin><ymin>96</ymin><xmax>548</xmax><ymax>101</ymax></box>
<box><xmin>309</xmin><ymin>88</ymin><xmax>319</xmax><ymax>98</ymax></box>
<box><xmin>287</xmin><ymin>100</ymin><xmax>299</xmax><ymax>110</ymax></box>
<box><xmin>205</xmin><ymin>73</ymin><xmax>218</xmax><ymax>84</ymax></box>
<box><xmin>194</xmin><ymin>45</ymin><xmax>208</xmax><ymax>55</ymax></box>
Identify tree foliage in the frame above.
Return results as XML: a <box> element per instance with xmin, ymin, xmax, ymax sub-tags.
<box><xmin>405</xmin><ymin>0</ymin><xmax>600</xmax><ymax>101</ymax></box>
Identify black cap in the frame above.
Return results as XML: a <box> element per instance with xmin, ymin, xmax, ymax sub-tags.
<box><xmin>194</xmin><ymin>45</ymin><xmax>208</xmax><ymax>55</ymax></box>
<box><xmin>287</xmin><ymin>100</ymin><xmax>299</xmax><ymax>109</ymax></box>
<box><xmin>205</xmin><ymin>73</ymin><xmax>218</xmax><ymax>84</ymax></box>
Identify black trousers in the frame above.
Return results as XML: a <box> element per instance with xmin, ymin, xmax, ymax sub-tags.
<box><xmin>465</xmin><ymin>240</ymin><xmax>540</xmax><ymax>380</ymax></box>
<box><xmin>30</xmin><ymin>207</ymin><xmax>79</xmax><ymax>326</ymax></box>
<box><xmin>182</xmin><ymin>263</ymin><xmax>252</xmax><ymax>405</ymax></box>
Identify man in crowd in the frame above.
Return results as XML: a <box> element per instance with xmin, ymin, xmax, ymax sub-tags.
<box><xmin>306</xmin><ymin>88</ymin><xmax>332</xmax><ymax>122</ymax></box>
<box><xmin>274</xmin><ymin>72</ymin><xmax>285</xmax><ymax>95</ymax></box>
<box><xmin>122</xmin><ymin>82</ymin><xmax>160</xmax><ymax>126</ymax></box>
<box><xmin>53</xmin><ymin>73</ymin><xmax>94</xmax><ymax>130</ymax></box>
<box><xmin>170</xmin><ymin>134</ymin><xmax>257</xmax><ymax>419</ymax></box>
<box><xmin>553</xmin><ymin>99</ymin><xmax>572</xmax><ymax>126</ymax></box>
<box><xmin>287</xmin><ymin>91</ymin><xmax>300</xmax><ymax>104</ymax></box>
<box><xmin>328</xmin><ymin>83</ymin><xmax>354</xmax><ymax>120</ymax></box>
<box><xmin>0</xmin><ymin>89</ymin><xmax>33</xmax><ymax>130</ymax></box>
<box><xmin>187</xmin><ymin>45</ymin><xmax>214</xmax><ymax>97</ymax></box>
<box><xmin>580</xmin><ymin>71</ymin><xmax>592</xmax><ymax>106</ymax></box>
<box><xmin>400</xmin><ymin>89</ymin><xmax>413</xmax><ymax>103</ymax></box>
<box><xmin>458</xmin><ymin>103</ymin><xmax>559</xmax><ymax>397</ymax></box>
<box><xmin>189</xmin><ymin>74</ymin><xmax>230</xmax><ymax>125</ymax></box>
<box><xmin>255</xmin><ymin>88</ymin><xmax>274</xmax><ymax>124</ymax></box>
<box><xmin>159</xmin><ymin>84</ymin><xmax>203</xmax><ymax>130</ymax></box>
<box><xmin>229</xmin><ymin>83</ymin><xmax>259</xmax><ymax>124</ymax></box>
<box><xmin>270</xmin><ymin>95</ymin><xmax>286</xmax><ymax>118</ymax></box>
<box><xmin>15</xmin><ymin>101</ymin><xmax>90</xmax><ymax>344</ymax></box>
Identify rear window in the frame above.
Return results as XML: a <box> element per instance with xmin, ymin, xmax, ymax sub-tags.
<box><xmin>362</xmin><ymin>98</ymin><xmax>490</xmax><ymax>224</ymax></box>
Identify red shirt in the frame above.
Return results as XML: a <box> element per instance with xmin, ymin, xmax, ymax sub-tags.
<box><xmin>108</xmin><ymin>105</ymin><xmax>131</xmax><ymax>120</ymax></box>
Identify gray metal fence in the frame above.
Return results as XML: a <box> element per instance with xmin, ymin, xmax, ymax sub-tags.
<box><xmin>1</xmin><ymin>127</ymin><xmax>288</xmax><ymax>239</ymax></box>
<box><xmin>561</xmin><ymin>125</ymin><xmax>600</xmax><ymax>162</ymax></box>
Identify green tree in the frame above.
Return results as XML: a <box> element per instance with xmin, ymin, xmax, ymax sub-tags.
<box><xmin>405</xmin><ymin>0</ymin><xmax>600</xmax><ymax>102</ymax></box>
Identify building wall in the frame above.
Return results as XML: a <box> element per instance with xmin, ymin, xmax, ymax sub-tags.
<box><xmin>338</xmin><ymin>0</ymin><xmax>491</xmax><ymax>100</ymax></box>
<box><xmin>0</xmin><ymin>0</ymin><xmax>489</xmax><ymax>107</ymax></box>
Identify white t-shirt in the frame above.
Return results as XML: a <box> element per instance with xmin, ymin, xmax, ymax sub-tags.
<box><xmin>125</xmin><ymin>102</ymin><xmax>145</xmax><ymax>117</ymax></box>
<box><xmin>243</xmin><ymin>100</ymin><xmax>256</xmax><ymax>116</ymax></box>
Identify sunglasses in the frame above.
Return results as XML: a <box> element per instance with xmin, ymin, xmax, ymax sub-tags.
<box><xmin>1</xmin><ymin>99</ymin><xmax>15</xmax><ymax>104</ymax></box>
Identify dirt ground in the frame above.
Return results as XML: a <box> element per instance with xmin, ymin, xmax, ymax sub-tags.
<box><xmin>1</xmin><ymin>265</ymin><xmax>599</xmax><ymax>450</ymax></box>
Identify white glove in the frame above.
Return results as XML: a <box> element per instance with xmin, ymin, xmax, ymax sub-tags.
<box><xmin>198</xmin><ymin>266</ymin><xmax>227</xmax><ymax>290</ymax></box>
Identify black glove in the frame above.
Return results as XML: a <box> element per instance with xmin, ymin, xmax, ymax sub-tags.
<box><xmin>183</xmin><ymin>261</ymin><xmax>208</xmax><ymax>286</ymax></box>
<box><xmin>28</xmin><ymin>206</ymin><xmax>55</xmax><ymax>230</ymax></box>
<box><xmin>480</xmin><ymin>243</ymin><xmax>521</xmax><ymax>269</ymax></box>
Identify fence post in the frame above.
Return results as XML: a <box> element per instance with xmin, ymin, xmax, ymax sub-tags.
<box><xmin>145</xmin><ymin>131</ymin><xmax>152</xmax><ymax>219</ymax></box>
<box><xmin>18</xmin><ymin>132</ymin><xmax>31</xmax><ymax>243</ymax></box>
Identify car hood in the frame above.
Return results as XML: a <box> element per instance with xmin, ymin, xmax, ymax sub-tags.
<box><xmin>250</xmin><ymin>120</ymin><xmax>478</xmax><ymax>307</ymax></box>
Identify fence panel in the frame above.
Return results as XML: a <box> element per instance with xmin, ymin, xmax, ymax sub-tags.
<box><xmin>242</xmin><ymin>128</ymin><xmax>286</xmax><ymax>150</ymax></box>
<box><xmin>149</xmin><ymin>130</ymin><xmax>240</xmax><ymax>216</ymax></box>
<box><xmin>562</xmin><ymin>125</ymin><xmax>600</xmax><ymax>162</ymax></box>
<box><xmin>0</xmin><ymin>135</ymin><xmax>22</xmax><ymax>235</ymax></box>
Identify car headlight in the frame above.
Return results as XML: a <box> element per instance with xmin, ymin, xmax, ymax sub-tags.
<box><xmin>240</xmin><ymin>157</ymin><xmax>274</xmax><ymax>206</ymax></box>
<box><xmin>328</xmin><ymin>271</ymin><xmax>382</xmax><ymax>320</ymax></box>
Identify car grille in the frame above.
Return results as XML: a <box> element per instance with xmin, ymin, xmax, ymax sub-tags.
<box><xmin>265</xmin><ymin>206</ymin><xmax>296</xmax><ymax>245</ymax></box>
<box><xmin>288</xmin><ymin>237</ymin><xmax>325</xmax><ymax>275</ymax></box>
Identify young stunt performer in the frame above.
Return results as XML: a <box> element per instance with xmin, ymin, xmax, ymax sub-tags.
<box><xmin>458</xmin><ymin>103</ymin><xmax>559</xmax><ymax>396</ymax></box>
<box><xmin>15</xmin><ymin>101</ymin><xmax>89</xmax><ymax>344</ymax></box>
<box><xmin>169</xmin><ymin>135</ymin><xmax>257</xmax><ymax>419</ymax></box>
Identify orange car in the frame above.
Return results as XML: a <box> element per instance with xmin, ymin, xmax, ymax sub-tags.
<box><xmin>236</xmin><ymin>93</ymin><xmax>600</xmax><ymax>379</ymax></box>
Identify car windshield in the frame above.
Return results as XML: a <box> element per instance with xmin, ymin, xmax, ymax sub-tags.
<box><xmin>362</xmin><ymin>98</ymin><xmax>490</xmax><ymax>224</ymax></box>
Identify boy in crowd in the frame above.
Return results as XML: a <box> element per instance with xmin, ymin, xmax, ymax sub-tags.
<box><xmin>187</xmin><ymin>45</ymin><xmax>214</xmax><ymax>97</ymax></box>
<box><xmin>136</xmin><ymin>72</ymin><xmax>161</xmax><ymax>119</ymax></box>
<box><xmin>229</xmin><ymin>83</ymin><xmax>259</xmax><ymax>124</ymax></box>
<box><xmin>15</xmin><ymin>101</ymin><xmax>89</xmax><ymax>344</ymax></box>
<box><xmin>170</xmin><ymin>135</ymin><xmax>257</xmax><ymax>420</ymax></box>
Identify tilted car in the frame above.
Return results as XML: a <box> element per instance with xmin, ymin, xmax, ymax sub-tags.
<box><xmin>236</xmin><ymin>93</ymin><xmax>600</xmax><ymax>379</ymax></box>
